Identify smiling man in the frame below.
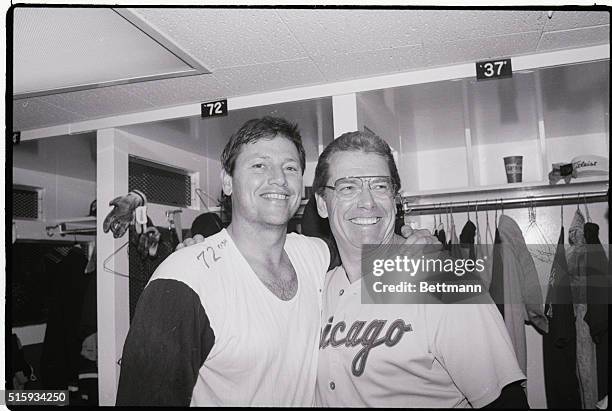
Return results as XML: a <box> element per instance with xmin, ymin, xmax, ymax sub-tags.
<box><xmin>115</xmin><ymin>117</ymin><xmax>330</xmax><ymax>406</ymax></box>
<box><xmin>313</xmin><ymin>131</ymin><xmax>528</xmax><ymax>408</ymax></box>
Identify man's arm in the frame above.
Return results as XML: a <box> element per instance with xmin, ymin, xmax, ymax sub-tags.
<box><xmin>115</xmin><ymin>279</ymin><xmax>215</xmax><ymax>406</ymax></box>
<box><xmin>428</xmin><ymin>304</ymin><xmax>527</xmax><ymax>409</ymax></box>
<box><xmin>484</xmin><ymin>381</ymin><xmax>529</xmax><ymax>409</ymax></box>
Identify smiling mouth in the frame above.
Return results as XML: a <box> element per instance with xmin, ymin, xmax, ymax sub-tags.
<box><xmin>349</xmin><ymin>217</ymin><xmax>381</xmax><ymax>225</ymax></box>
<box><xmin>261</xmin><ymin>193</ymin><xmax>290</xmax><ymax>200</ymax></box>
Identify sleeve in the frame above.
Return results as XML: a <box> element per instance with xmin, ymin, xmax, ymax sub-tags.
<box><xmin>115</xmin><ymin>278</ymin><xmax>215</xmax><ymax>406</ymax></box>
<box><xmin>300</xmin><ymin>235</ymin><xmax>332</xmax><ymax>280</ymax></box>
<box><xmin>427</xmin><ymin>304</ymin><xmax>526</xmax><ymax>409</ymax></box>
<box><xmin>318</xmin><ymin>235</ymin><xmax>341</xmax><ymax>271</ymax></box>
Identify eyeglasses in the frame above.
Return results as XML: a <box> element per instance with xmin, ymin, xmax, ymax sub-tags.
<box><xmin>323</xmin><ymin>176</ymin><xmax>395</xmax><ymax>200</ymax></box>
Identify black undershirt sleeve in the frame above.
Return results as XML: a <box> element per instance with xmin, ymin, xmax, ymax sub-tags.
<box><xmin>483</xmin><ymin>381</ymin><xmax>529</xmax><ymax>409</ymax></box>
<box><xmin>115</xmin><ymin>279</ymin><xmax>215</xmax><ymax>406</ymax></box>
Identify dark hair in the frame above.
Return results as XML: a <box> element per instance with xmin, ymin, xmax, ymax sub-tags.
<box><xmin>312</xmin><ymin>130</ymin><xmax>401</xmax><ymax>197</ymax></box>
<box><xmin>219</xmin><ymin>116</ymin><xmax>306</xmax><ymax>210</ymax></box>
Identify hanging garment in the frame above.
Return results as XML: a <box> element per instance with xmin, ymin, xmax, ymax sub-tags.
<box><xmin>543</xmin><ymin>227</ymin><xmax>581</xmax><ymax>408</ymax></box>
<box><xmin>489</xmin><ymin>228</ymin><xmax>504</xmax><ymax>317</ymax></box>
<box><xmin>77</xmin><ymin>269</ymin><xmax>98</xmax><ymax>406</ymax></box>
<box><xmin>583</xmin><ymin>222</ymin><xmax>609</xmax><ymax>402</ymax></box>
<box><xmin>448</xmin><ymin>219</ymin><xmax>462</xmax><ymax>258</ymax></box>
<box><xmin>497</xmin><ymin>214</ymin><xmax>549</xmax><ymax>375</ymax></box>
<box><xmin>436</xmin><ymin>227</ymin><xmax>447</xmax><ymax>248</ymax></box>
<box><xmin>567</xmin><ymin>209</ymin><xmax>598</xmax><ymax>409</ymax></box>
<box><xmin>459</xmin><ymin>220</ymin><xmax>477</xmax><ymax>260</ymax></box>
<box><xmin>40</xmin><ymin>246</ymin><xmax>89</xmax><ymax>390</ymax></box>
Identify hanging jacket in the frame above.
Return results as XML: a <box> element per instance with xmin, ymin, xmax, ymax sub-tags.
<box><xmin>497</xmin><ymin>214</ymin><xmax>549</xmax><ymax>375</ymax></box>
<box><xmin>584</xmin><ymin>222</ymin><xmax>609</xmax><ymax>402</ymax></box>
<box><xmin>490</xmin><ymin>228</ymin><xmax>505</xmax><ymax>317</ymax></box>
<box><xmin>459</xmin><ymin>220</ymin><xmax>477</xmax><ymax>261</ymax></box>
<box><xmin>567</xmin><ymin>209</ymin><xmax>599</xmax><ymax>408</ymax></box>
<box><xmin>448</xmin><ymin>220</ymin><xmax>462</xmax><ymax>258</ymax></box>
<box><xmin>543</xmin><ymin>227</ymin><xmax>581</xmax><ymax>408</ymax></box>
<box><xmin>437</xmin><ymin>228</ymin><xmax>447</xmax><ymax>248</ymax></box>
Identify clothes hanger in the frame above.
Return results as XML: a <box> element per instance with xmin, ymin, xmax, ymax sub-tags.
<box><xmin>466</xmin><ymin>200</ymin><xmax>472</xmax><ymax>223</ymax></box>
<box><xmin>437</xmin><ymin>203</ymin><xmax>445</xmax><ymax>232</ymax></box>
<box><xmin>433</xmin><ymin>204</ymin><xmax>437</xmax><ymax>233</ymax></box>
<box><xmin>525</xmin><ymin>196</ymin><xmax>555</xmax><ymax>263</ymax></box>
<box><xmin>560</xmin><ymin>194</ymin><xmax>564</xmax><ymax>228</ymax></box>
<box><xmin>445</xmin><ymin>203</ymin><xmax>450</xmax><ymax>233</ymax></box>
<box><xmin>494</xmin><ymin>199</ymin><xmax>499</xmax><ymax>229</ymax></box>
<box><xmin>102</xmin><ymin>240</ymin><xmax>130</xmax><ymax>279</ymax></box>
<box><xmin>475</xmin><ymin>200</ymin><xmax>482</xmax><ymax>245</ymax></box>
<box><xmin>582</xmin><ymin>193</ymin><xmax>592</xmax><ymax>223</ymax></box>
<box><xmin>450</xmin><ymin>203</ymin><xmax>457</xmax><ymax>239</ymax></box>
<box><xmin>485</xmin><ymin>199</ymin><xmax>494</xmax><ymax>244</ymax></box>
<box><xmin>195</xmin><ymin>188</ymin><xmax>213</xmax><ymax>213</ymax></box>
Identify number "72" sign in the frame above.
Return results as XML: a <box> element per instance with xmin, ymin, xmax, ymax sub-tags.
<box><xmin>201</xmin><ymin>99</ymin><xmax>228</xmax><ymax>118</ymax></box>
<box><xmin>476</xmin><ymin>59</ymin><xmax>512</xmax><ymax>81</ymax></box>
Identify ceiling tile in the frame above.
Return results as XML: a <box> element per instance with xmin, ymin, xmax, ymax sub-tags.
<box><xmin>13</xmin><ymin>8</ymin><xmax>193</xmax><ymax>96</ymax></box>
<box><xmin>213</xmin><ymin>58</ymin><xmax>325</xmax><ymax>96</ymax></box>
<box><xmin>120</xmin><ymin>74</ymin><xmax>233</xmax><ymax>107</ymax></box>
<box><xmin>313</xmin><ymin>45</ymin><xmax>425</xmax><ymax>82</ymax></box>
<box><xmin>418</xmin><ymin>10</ymin><xmax>546</xmax><ymax>44</ymax></box>
<box><xmin>278</xmin><ymin>9</ymin><xmax>423</xmax><ymax>55</ymax></box>
<box><xmin>543</xmin><ymin>10</ymin><xmax>610</xmax><ymax>32</ymax></box>
<box><xmin>538</xmin><ymin>25</ymin><xmax>610</xmax><ymax>51</ymax></box>
<box><xmin>131</xmin><ymin>8</ymin><xmax>308</xmax><ymax>70</ymax></box>
<box><xmin>12</xmin><ymin>98</ymin><xmax>86</xmax><ymax>131</ymax></box>
<box><xmin>39</xmin><ymin>86</ymin><xmax>156</xmax><ymax>119</ymax></box>
<box><xmin>423</xmin><ymin>31</ymin><xmax>541</xmax><ymax>67</ymax></box>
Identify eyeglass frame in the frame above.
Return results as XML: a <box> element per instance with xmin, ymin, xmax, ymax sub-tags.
<box><xmin>322</xmin><ymin>175</ymin><xmax>397</xmax><ymax>199</ymax></box>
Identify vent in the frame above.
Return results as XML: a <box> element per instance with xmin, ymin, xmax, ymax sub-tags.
<box><xmin>13</xmin><ymin>186</ymin><xmax>41</xmax><ymax>220</ymax></box>
<box><xmin>128</xmin><ymin>157</ymin><xmax>192</xmax><ymax>207</ymax></box>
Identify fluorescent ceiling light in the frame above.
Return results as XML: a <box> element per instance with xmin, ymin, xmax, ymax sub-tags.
<box><xmin>13</xmin><ymin>7</ymin><xmax>210</xmax><ymax>99</ymax></box>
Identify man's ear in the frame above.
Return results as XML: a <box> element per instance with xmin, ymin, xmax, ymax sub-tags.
<box><xmin>315</xmin><ymin>193</ymin><xmax>328</xmax><ymax>218</ymax></box>
<box><xmin>221</xmin><ymin>169</ymin><xmax>232</xmax><ymax>196</ymax></box>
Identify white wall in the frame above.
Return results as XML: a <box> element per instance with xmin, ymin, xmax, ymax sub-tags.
<box><xmin>13</xmin><ymin>167</ymin><xmax>96</xmax><ymax>241</ymax></box>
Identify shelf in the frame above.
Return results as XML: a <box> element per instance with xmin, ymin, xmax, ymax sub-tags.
<box><xmin>400</xmin><ymin>175</ymin><xmax>609</xmax><ymax>201</ymax></box>
<box><xmin>47</xmin><ymin>216</ymin><xmax>96</xmax><ymax>224</ymax></box>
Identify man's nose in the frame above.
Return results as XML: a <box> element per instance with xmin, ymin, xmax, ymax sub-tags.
<box><xmin>356</xmin><ymin>184</ymin><xmax>375</xmax><ymax>208</ymax></box>
<box><xmin>268</xmin><ymin>165</ymin><xmax>288</xmax><ymax>186</ymax></box>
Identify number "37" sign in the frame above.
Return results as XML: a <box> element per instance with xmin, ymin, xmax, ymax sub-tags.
<box><xmin>201</xmin><ymin>99</ymin><xmax>228</xmax><ymax>118</ymax></box>
<box><xmin>476</xmin><ymin>58</ymin><xmax>512</xmax><ymax>81</ymax></box>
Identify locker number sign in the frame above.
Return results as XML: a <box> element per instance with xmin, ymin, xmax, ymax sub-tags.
<box><xmin>201</xmin><ymin>99</ymin><xmax>228</xmax><ymax>118</ymax></box>
<box><xmin>476</xmin><ymin>58</ymin><xmax>512</xmax><ymax>81</ymax></box>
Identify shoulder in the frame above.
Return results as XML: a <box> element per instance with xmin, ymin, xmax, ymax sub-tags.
<box><xmin>150</xmin><ymin>229</ymin><xmax>231</xmax><ymax>284</ymax></box>
<box><xmin>286</xmin><ymin>233</ymin><xmax>329</xmax><ymax>255</ymax></box>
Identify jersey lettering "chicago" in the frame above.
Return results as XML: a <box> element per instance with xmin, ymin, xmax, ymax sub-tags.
<box><xmin>319</xmin><ymin>317</ymin><xmax>412</xmax><ymax>376</ymax></box>
<box><xmin>316</xmin><ymin>264</ymin><xmax>526</xmax><ymax>408</ymax></box>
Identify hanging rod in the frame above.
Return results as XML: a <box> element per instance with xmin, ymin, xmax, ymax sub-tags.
<box><xmin>58</xmin><ymin>228</ymin><xmax>97</xmax><ymax>236</ymax></box>
<box><xmin>403</xmin><ymin>189</ymin><xmax>608</xmax><ymax>216</ymax></box>
<box><xmin>46</xmin><ymin>223</ymin><xmax>97</xmax><ymax>237</ymax></box>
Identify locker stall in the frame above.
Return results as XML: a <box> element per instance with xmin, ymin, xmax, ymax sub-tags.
<box><xmin>9</xmin><ymin>7</ymin><xmax>609</xmax><ymax>409</ymax></box>
<box><xmin>356</xmin><ymin>59</ymin><xmax>609</xmax><ymax>408</ymax></box>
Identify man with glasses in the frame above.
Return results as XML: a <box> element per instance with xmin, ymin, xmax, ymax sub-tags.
<box><xmin>313</xmin><ymin>131</ymin><xmax>528</xmax><ymax>408</ymax></box>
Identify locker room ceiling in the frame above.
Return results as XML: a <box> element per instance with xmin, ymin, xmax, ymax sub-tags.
<box><xmin>12</xmin><ymin>8</ymin><xmax>610</xmax><ymax>132</ymax></box>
